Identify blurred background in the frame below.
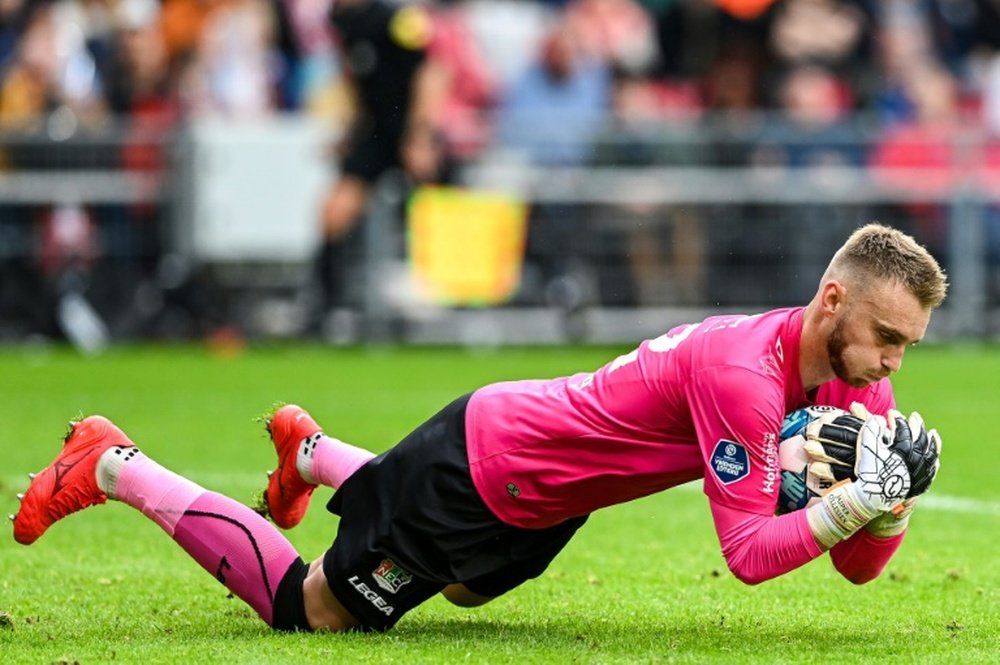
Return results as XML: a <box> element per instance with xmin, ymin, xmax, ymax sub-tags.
<box><xmin>1</xmin><ymin>0</ymin><xmax>999</xmax><ymax>349</ymax></box>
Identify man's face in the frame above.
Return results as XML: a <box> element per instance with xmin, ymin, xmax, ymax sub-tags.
<box><xmin>826</xmin><ymin>280</ymin><xmax>931</xmax><ymax>388</ymax></box>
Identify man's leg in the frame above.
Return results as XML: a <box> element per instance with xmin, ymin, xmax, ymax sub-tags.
<box><xmin>441</xmin><ymin>584</ymin><xmax>494</xmax><ymax>607</ymax></box>
<box><xmin>11</xmin><ymin>416</ymin><xmax>323</xmax><ymax>631</ymax></box>
<box><xmin>261</xmin><ymin>404</ymin><xmax>375</xmax><ymax>529</ymax></box>
<box><xmin>302</xmin><ymin>556</ymin><xmax>360</xmax><ymax>631</ymax></box>
<box><xmin>312</xmin><ymin>175</ymin><xmax>369</xmax><ymax>316</ymax></box>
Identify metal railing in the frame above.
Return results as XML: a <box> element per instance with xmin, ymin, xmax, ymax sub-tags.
<box><xmin>1</xmin><ymin>115</ymin><xmax>997</xmax><ymax>344</ymax></box>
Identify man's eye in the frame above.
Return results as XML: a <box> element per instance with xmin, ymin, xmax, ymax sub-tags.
<box><xmin>878</xmin><ymin>330</ymin><xmax>901</xmax><ymax>344</ymax></box>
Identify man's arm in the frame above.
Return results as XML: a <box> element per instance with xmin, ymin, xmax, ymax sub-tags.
<box><xmin>827</xmin><ymin>493</ymin><xmax>916</xmax><ymax>583</ymax></box>
<box><xmin>691</xmin><ymin>371</ymin><xmax>927</xmax><ymax>585</ymax></box>
<box><xmin>710</xmin><ymin>485</ymin><xmax>908</xmax><ymax>585</ymax></box>
<box><xmin>709</xmin><ymin>500</ymin><xmax>823</xmax><ymax>585</ymax></box>
<box><xmin>828</xmin><ymin>528</ymin><xmax>905</xmax><ymax>584</ymax></box>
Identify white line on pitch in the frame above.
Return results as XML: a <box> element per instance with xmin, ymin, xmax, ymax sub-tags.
<box><xmin>3</xmin><ymin>474</ymin><xmax>999</xmax><ymax>516</ymax></box>
<box><xmin>919</xmin><ymin>494</ymin><xmax>1000</xmax><ymax>515</ymax></box>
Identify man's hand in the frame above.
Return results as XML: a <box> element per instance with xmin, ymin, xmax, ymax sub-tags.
<box><xmin>849</xmin><ymin>403</ymin><xmax>911</xmax><ymax>512</ymax></box>
<box><xmin>802</xmin><ymin>410</ymin><xmax>864</xmax><ymax>485</ymax></box>
<box><xmin>866</xmin><ymin>497</ymin><xmax>918</xmax><ymax>538</ymax></box>
<box><xmin>805</xmin><ymin>403</ymin><xmax>941</xmax><ymax>550</ymax></box>
<box><xmin>887</xmin><ymin>410</ymin><xmax>942</xmax><ymax>498</ymax></box>
<box><xmin>807</xmin><ymin>405</ymin><xmax>895</xmax><ymax>549</ymax></box>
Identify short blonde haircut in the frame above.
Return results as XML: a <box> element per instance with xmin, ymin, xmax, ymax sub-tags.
<box><xmin>826</xmin><ymin>223</ymin><xmax>948</xmax><ymax>308</ymax></box>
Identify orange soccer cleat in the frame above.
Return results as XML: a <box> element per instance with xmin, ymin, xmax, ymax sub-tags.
<box><xmin>11</xmin><ymin>416</ymin><xmax>136</xmax><ymax>545</ymax></box>
<box><xmin>260</xmin><ymin>404</ymin><xmax>321</xmax><ymax>529</ymax></box>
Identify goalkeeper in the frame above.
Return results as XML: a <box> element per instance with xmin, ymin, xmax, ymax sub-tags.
<box><xmin>12</xmin><ymin>223</ymin><xmax>946</xmax><ymax>633</ymax></box>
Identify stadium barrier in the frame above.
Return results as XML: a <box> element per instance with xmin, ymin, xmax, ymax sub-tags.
<box><xmin>0</xmin><ymin>116</ymin><xmax>997</xmax><ymax>344</ymax></box>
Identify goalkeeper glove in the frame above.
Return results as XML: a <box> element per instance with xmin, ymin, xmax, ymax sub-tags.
<box><xmin>849</xmin><ymin>403</ymin><xmax>912</xmax><ymax>512</ymax></box>
<box><xmin>866</xmin><ymin>497</ymin><xmax>918</xmax><ymax>538</ymax></box>
<box><xmin>807</xmin><ymin>404</ymin><xmax>943</xmax><ymax>549</ymax></box>
<box><xmin>886</xmin><ymin>409</ymin><xmax>942</xmax><ymax>498</ymax></box>
<box><xmin>861</xmin><ymin>413</ymin><xmax>940</xmax><ymax>538</ymax></box>
<box><xmin>801</xmin><ymin>409</ymin><xmax>865</xmax><ymax>486</ymax></box>
<box><xmin>806</xmin><ymin>409</ymin><xmax>886</xmax><ymax>549</ymax></box>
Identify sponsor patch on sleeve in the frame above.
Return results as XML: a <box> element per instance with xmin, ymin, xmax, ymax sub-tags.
<box><xmin>710</xmin><ymin>439</ymin><xmax>751</xmax><ymax>485</ymax></box>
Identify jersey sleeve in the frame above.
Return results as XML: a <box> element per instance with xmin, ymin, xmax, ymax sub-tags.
<box><xmin>828</xmin><ymin>527</ymin><xmax>906</xmax><ymax>584</ymax></box>
<box><xmin>709</xmin><ymin>500</ymin><xmax>823</xmax><ymax>584</ymax></box>
<box><xmin>687</xmin><ymin>365</ymin><xmax>785</xmax><ymax>516</ymax></box>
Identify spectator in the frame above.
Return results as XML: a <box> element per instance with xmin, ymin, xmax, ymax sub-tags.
<box><xmin>869</xmin><ymin>59</ymin><xmax>978</xmax><ymax>273</ymax></box>
<box><xmin>276</xmin><ymin>0</ymin><xmax>340</xmax><ymax>112</ymax></box>
<box><xmin>307</xmin><ymin>0</ymin><xmax>451</xmax><ymax>328</ymax></box>
<box><xmin>766</xmin><ymin>0</ymin><xmax>875</xmax><ymax>106</ymax></box>
<box><xmin>0</xmin><ymin>1</ymin><xmax>110</xmax><ymax>345</ymax></box>
<box><xmin>870</xmin><ymin>60</ymin><xmax>963</xmax><ymax>197</ymax></box>
<box><xmin>493</xmin><ymin>20</ymin><xmax>612</xmax><ymax>311</ymax></box>
<box><xmin>752</xmin><ymin>63</ymin><xmax>863</xmax><ymax>168</ymax></box>
<box><xmin>563</xmin><ymin>0</ymin><xmax>659</xmax><ymax>74</ymax></box>
<box><xmin>495</xmin><ymin>23</ymin><xmax>611</xmax><ymax>166</ymax></box>
<box><xmin>425</xmin><ymin>0</ymin><xmax>498</xmax><ymax>161</ymax></box>
<box><xmin>0</xmin><ymin>1</ymin><xmax>107</xmax><ymax>126</ymax></box>
<box><xmin>180</xmin><ymin>0</ymin><xmax>280</xmax><ymax>117</ymax></box>
<box><xmin>461</xmin><ymin>0</ymin><xmax>555</xmax><ymax>91</ymax></box>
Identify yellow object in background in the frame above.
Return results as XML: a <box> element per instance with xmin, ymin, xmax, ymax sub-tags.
<box><xmin>408</xmin><ymin>186</ymin><xmax>528</xmax><ymax>306</ymax></box>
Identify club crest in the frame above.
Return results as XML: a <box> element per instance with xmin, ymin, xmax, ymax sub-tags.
<box><xmin>372</xmin><ymin>558</ymin><xmax>413</xmax><ymax>594</ymax></box>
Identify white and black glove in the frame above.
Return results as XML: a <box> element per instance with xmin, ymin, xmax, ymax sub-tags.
<box><xmin>885</xmin><ymin>409</ymin><xmax>942</xmax><ymax>498</ymax></box>
<box><xmin>801</xmin><ymin>409</ymin><xmax>865</xmax><ymax>486</ymax></box>
<box><xmin>852</xmin><ymin>403</ymin><xmax>943</xmax><ymax>508</ymax></box>
<box><xmin>866</xmin><ymin>497</ymin><xmax>918</xmax><ymax>538</ymax></box>
<box><xmin>807</xmin><ymin>403</ymin><xmax>941</xmax><ymax>549</ymax></box>
<box><xmin>862</xmin><ymin>410</ymin><xmax>941</xmax><ymax>537</ymax></box>
<box><xmin>850</xmin><ymin>404</ymin><xmax>910</xmax><ymax>512</ymax></box>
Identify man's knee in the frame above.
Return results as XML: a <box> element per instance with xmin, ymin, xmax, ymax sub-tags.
<box><xmin>441</xmin><ymin>583</ymin><xmax>495</xmax><ymax>608</ymax></box>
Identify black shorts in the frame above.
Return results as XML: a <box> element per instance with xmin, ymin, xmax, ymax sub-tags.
<box><xmin>322</xmin><ymin>394</ymin><xmax>588</xmax><ymax>631</ymax></box>
<box><xmin>339</xmin><ymin>119</ymin><xmax>405</xmax><ymax>184</ymax></box>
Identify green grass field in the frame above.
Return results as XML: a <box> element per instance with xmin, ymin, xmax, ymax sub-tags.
<box><xmin>1</xmin><ymin>343</ymin><xmax>997</xmax><ymax>663</ymax></box>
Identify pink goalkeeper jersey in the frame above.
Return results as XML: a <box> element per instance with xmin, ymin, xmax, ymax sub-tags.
<box><xmin>465</xmin><ymin>307</ymin><xmax>895</xmax><ymax>530</ymax></box>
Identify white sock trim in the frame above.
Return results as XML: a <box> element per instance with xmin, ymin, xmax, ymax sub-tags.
<box><xmin>295</xmin><ymin>433</ymin><xmax>322</xmax><ymax>485</ymax></box>
<box><xmin>96</xmin><ymin>446</ymin><xmax>141</xmax><ymax>499</ymax></box>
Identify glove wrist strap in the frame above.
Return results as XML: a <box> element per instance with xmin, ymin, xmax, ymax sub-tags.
<box><xmin>807</xmin><ymin>482</ymin><xmax>882</xmax><ymax>550</ymax></box>
<box><xmin>865</xmin><ymin>498</ymin><xmax>917</xmax><ymax>538</ymax></box>
<box><xmin>865</xmin><ymin>513</ymin><xmax>910</xmax><ymax>538</ymax></box>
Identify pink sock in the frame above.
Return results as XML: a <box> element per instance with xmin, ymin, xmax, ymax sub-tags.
<box><xmin>112</xmin><ymin>452</ymin><xmax>300</xmax><ymax>626</ymax></box>
<box><xmin>308</xmin><ymin>435</ymin><xmax>375</xmax><ymax>489</ymax></box>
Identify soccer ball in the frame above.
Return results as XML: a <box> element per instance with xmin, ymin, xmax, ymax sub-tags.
<box><xmin>777</xmin><ymin>405</ymin><xmax>855</xmax><ymax>514</ymax></box>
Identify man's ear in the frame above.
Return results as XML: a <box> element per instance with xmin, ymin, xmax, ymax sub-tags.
<box><xmin>819</xmin><ymin>279</ymin><xmax>847</xmax><ymax>317</ymax></box>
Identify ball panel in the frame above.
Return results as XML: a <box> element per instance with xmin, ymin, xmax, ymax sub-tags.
<box><xmin>776</xmin><ymin>405</ymin><xmax>852</xmax><ymax>515</ymax></box>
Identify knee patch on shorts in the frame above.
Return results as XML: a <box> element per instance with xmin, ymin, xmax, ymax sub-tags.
<box><xmin>272</xmin><ymin>557</ymin><xmax>311</xmax><ymax>632</ymax></box>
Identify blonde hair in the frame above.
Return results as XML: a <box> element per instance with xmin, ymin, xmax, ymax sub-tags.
<box><xmin>826</xmin><ymin>223</ymin><xmax>948</xmax><ymax>308</ymax></box>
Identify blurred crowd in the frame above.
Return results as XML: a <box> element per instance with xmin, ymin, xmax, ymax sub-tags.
<box><xmin>3</xmin><ymin>0</ymin><xmax>1000</xmax><ymax>342</ymax></box>
<box><xmin>4</xmin><ymin>0</ymin><xmax>1000</xmax><ymax>152</ymax></box>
